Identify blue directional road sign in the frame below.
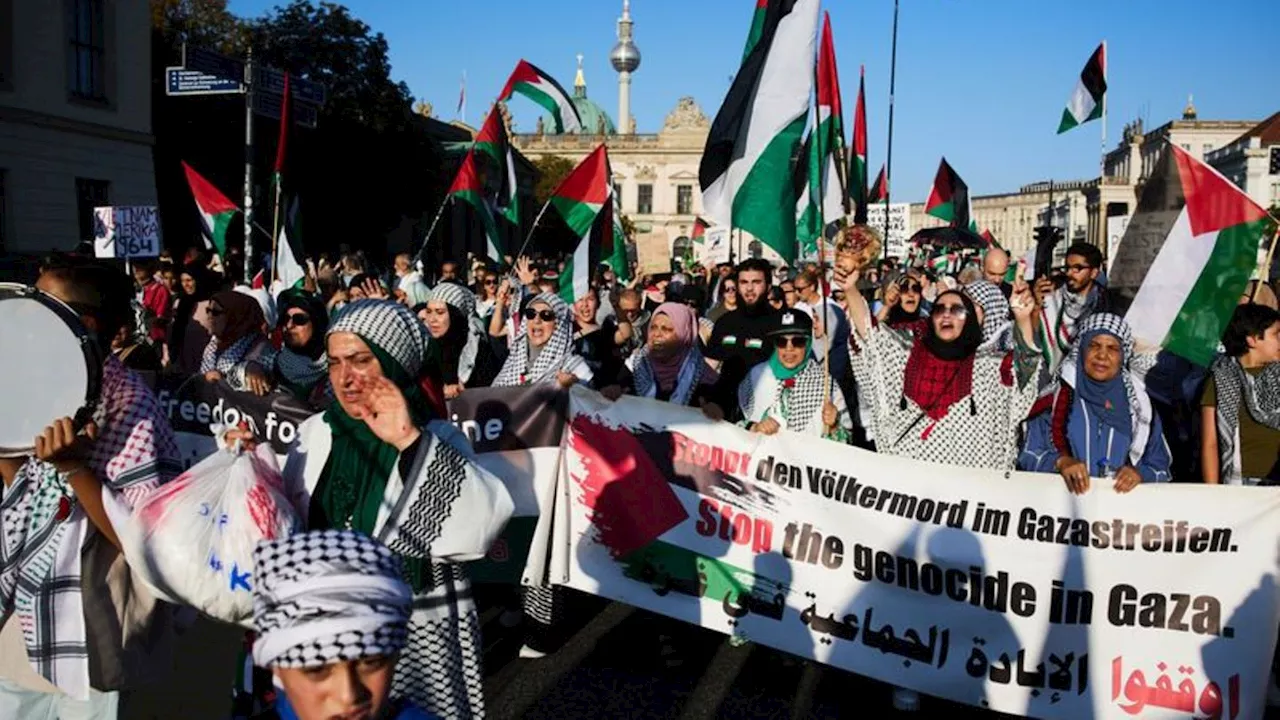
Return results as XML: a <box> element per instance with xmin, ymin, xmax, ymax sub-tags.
<box><xmin>251</xmin><ymin>92</ymin><xmax>319</xmax><ymax>128</ymax></box>
<box><xmin>166</xmin><ymin>67</ymin><xmax>244</xmax><ymax>96</ymax></box>
<box><xmin>183</xmin><ymin>44</ymin><xmax>244</xmax><ymax>83</ymax></box>
<box><xmin>253</xmin><ymin>66</ymin><xmax>326</xmax><ymax>107</ymax></box>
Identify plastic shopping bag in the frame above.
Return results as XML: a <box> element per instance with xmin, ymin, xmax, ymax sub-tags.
<box><xmin>110</xmin><ymin>443</ymin><xmax>302</xmax><ymax>626</ymax></box>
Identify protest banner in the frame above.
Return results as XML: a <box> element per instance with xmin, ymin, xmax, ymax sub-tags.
<box><xmin>93</xmin><ymin>206</ymin><xmax>161</xmax><ymax>259</ymax></box>
<box><xmin>155</xmin><ymin>377</ymin><xmax>564</xmax><ymax>583</ymax></box>
<box><xmin>551</xmin><ymin>389</ymin><xmax>1280</xmax><ymax>719</ymax></box>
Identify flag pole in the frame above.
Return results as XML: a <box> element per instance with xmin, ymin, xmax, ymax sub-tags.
<box><xmin>513</xmin><ymin>197</ymin><xmax>553</xmax><ymax>261</ymax></box>
<box><xmin>270</xmin><ymin>183</ymin><xmax>282</xmax><ymax>284</ymax></box>
<box><xmin>882</xmin><ymin>0</ymin><xmax>900</xmax><ymax>260</ymax></box>
<box><xmin>1100</xmin><ymin>40</ymin><xmax>1108</xmax><ymax>179</ymax></box>
<box><xmin>415</xmin><ymin>195</ymin><xmax>454</xmax><ymax>268</ymax></box>
<box><xmin>1253</xmin><ymin>224</ymin><xmax>1280</xmax><ymax>302</ymax></box>
<box><xmin>811</xmin><ymin>43</ymin><xmax>834</xmax><ymax>407</ymax></box>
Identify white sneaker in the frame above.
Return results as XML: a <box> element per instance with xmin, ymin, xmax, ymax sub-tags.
<box><xmin>519</xmin><ymin>644</ymin><xmax>547</xmax><ymax>659</ymax></box>
<box><xmin>892</xmin><ymin>687</ymin><xmax>920</xmax><ymax>712</ymax></box>
<box><xmin>498</xmin><ymin>608</ymin><xmax>523</xmax><ymax>628</ymax></box>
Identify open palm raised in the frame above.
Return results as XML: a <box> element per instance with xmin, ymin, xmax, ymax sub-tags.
<box><xmin>351</xmin><ymin>376</ymin><xmax>421</xmax><ymax>451</ymax></box>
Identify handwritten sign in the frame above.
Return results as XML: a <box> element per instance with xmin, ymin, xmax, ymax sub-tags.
<box><xmin>699</xmin><ymin>227</ymin><xmax>731</xmax><ymax>267</ymax></box>
<box><xmin>94</xmin><ymin>206</ymin><xmax>161</xmax><ymax>259</ymax></box>
<box><xmin>636</xmin><ymin>232</ymin><xmax>671</xmax><ymax>277</ymax></box>
<box><xmin>865</xmin><ymin>203</ymin><xmax>911</xmax><ymax>259</ymax></box>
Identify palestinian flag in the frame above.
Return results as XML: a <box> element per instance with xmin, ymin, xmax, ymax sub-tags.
<box><xmin>1113</xmin><ymin>144</ymin><xmax>1277</xmax><ymax>366</ymax></box>
<box><xmin>475</xmin><ymin>105</ymin><xmax>520</xmax><ymax>224</ymax></box>
<box><xmin>741</xmin><ymin>0</ymin><xmax>769</xmax><ymax>62</ymax></box>
<box><xmin>701</xmin><ymin>0</ymin><xmax>820</xmax><ymax>265</ymax></box>
<box><xmin>797</xmin><ymin>11</ymin><xmax>847</xmax><ymax>255</ymax></box>
<box><xmin>604</xmin><ymin>155</ymin><xmax>630</xmax><ymax>282</ymax></box>
<box><xmin>275</xmin><ymin>193</ymin><xmax>305</xmax><ymax>290</ymax></box>
<box><xmin>691</xmin><ymin>217</ymin><xmax>710</xmax><ymax>245</ymax></box>
<box><xmin>181</xmin><ymin>161</ymin><xmax>237</xmax><ymax>260</ymax></box>
<box><xmin>447</xmin><ymin>149</ymin><xmax>503</xmax><ymax>260</ymax></box>
<box><xmin>552</xmin><ymin>145</ymin><xmax>612</xmax><ymax>304</ymax></box>
<box><xmin>925</xmin><ymin>157</ymin><xmax>972</xmax><ymax>230</ymax></box>
<box><xmin>499</xmin><ymin>60</ymin><xmax>583</xmax><ymax>134</ymax></box>
<box><xmin>851</xmin><ymin>65</ymin><xmax>870</xmax><ymax>222</ymax></box>
<box><xmin>868</xmin><ymin>164</ymin><xmax>888</xmax><ymax>203</ymax></box>
<box><xmin>1057</xmin><ymin>43</ymin><xmax>1106</xmax><ymax>135</ymax></box>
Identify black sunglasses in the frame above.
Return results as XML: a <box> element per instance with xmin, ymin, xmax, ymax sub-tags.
<box><xmin>207</xmin><ymin>306</ymin><xmax>225</xmax><ymax>316</ymax></box>
<box><xmin>522</xmin><ymin>308</ymin><xmax>557</xmax><ymax>322</ymax></box>
<box><xmin>773</xmin><ymin>336</ymin><xmax>807</xmax><ymax>349</ymax></box>
<box><xmin>899</xmin><ymin>281</ymin><xmax>923</xmax><ymax>293</ymax></box>
<box><xmin>282</xmin><ymin>313</ymin><xmax>311</xmax><ymax>328</ymax></box>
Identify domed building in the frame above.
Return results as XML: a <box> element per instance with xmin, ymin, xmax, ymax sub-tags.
<box><xmin>513</xmin><ymin>1</ymin><xmax>716</xmax><ymax>271</ymax></box>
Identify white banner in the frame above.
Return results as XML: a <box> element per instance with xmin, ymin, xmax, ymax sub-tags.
<box><xmin>866</xmin><ymin>202</ymin><xmax>911</xmax><ymax>259</ymax></box>
<box><xmin>700</xmin><ymin>227</ymin><xmax>731</xmax><ymax>267</ymax></box>
<box><xmin>93</xmin><ymin>206</ymin><xmax>161</xmax><ymax>259</ymax></box>
<box><xmin>552</xmin><ymin>390</ymin><xmax>1280</xmax><ymax>719</ymax></box>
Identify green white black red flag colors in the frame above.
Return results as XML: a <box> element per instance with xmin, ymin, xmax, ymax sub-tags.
<box><xmin>701</xmin><ymin>0</ymin><xmax>820</xmax><ymax>265</ymax></box>
<box><xmin>275</xmin><ymin>193</ymin><xmax>305</xmax><ymax>290</ymax></box>
<box><xmin>1057</xmin><ymin>43</ymin><xmax>1106</xmax><ymax>134</ymax></box>
<box><xmin>475</xmin><ymin>105</ymin><xmax>520</xmax><ymax>225</ymax></box>
<box><xmin>447</xmin><ymin>150</ymin><xmax>504</xmax><ymax>260</ymax></box>
<box><xmin>852</xmin><ymin>65</ymin><xmax>870</xmax><ymax>223</ymax></box>
<box><xmin>1111</xmin><ymin>144</ymin><xmax>1277</xmax><ymax>366</ymax></box>
<box><xmin>741</xmin><ymin>0</ymin><xmax>769</xmax><ymax>62</ymax></box>
<box><xmin>499</xmin><ymin>60</ymin><xmax>583</xmax><ymax>134</ymax></box>
<box><xmin>553</xmin><ymin>145</ymin><xmax>612</xmax><ymax>304</ymax></box>
<box><xmin>691</xmin><ymin>217</ymin><xmax>710</xmax><ymax>245</ymax></box>
<box><xmin>182</xmin><ymin>161</ymin><xmax>237</xmax><ymax>261</ymax></box>
<box><xmin>797</xmin><ymin>11</ymin><xmax>848</xmax><ymax>256</ymax></box>
<box><xmin>868</xmin><ymin>164</ymin><xmax>888</xmax><ymax>203</ymax></box>
<box><xmin>925</xmin><ymin>158</ymin><xmax>973</xmax><ymax>231</ymax></box>
<box><xmin>604</xmin><ymin>155</ymin><xmax>630</xmax><ymax>282</ymax></box>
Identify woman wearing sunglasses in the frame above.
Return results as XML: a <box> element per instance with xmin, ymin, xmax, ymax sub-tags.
<box><xmin>738</xmin><ymin>308</ymin><xmax>850</xmax><ymax>441</ymax></box>
<box><xmin>876</xmin><ymin>272</ymin><xmax>927</xmax><ymax>328</ymax></box>
<box><xmin>265</xmin><ymin>288</ymin><xmax>331</xmax><ymax>404</ymax></box>
<box><xmin>200</xmin><ymin>288</ymin><xmax>275</xmax><ymax>392</ymax></box>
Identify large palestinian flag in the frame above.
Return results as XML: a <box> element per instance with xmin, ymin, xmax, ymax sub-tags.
<box><xmin>553</xmin><ymin>145</ymin><xmax>612</xmax><ymax>304</ymax></box>
<box><xmin>604</xmin><ymin>155</ymin><xmax>630</xmax><ymax>282</ymax></box>
<box><xmin>181</xmin><ymin>161</ymin><xmax>237</xmax><ymax>260</ymax></box>
<box><xmin>1057</xmin><ymin>43</ymin><xmax>1106</xmax><ymax>135</ymax></box>
<box><xmin>499</xmin><ymin>60</ymin><xmax>583</xmax><ymax>134</ymax></box>
<box><xmin>1112</xmin><ymin>144</ymin><xmax>1277</xmax><ymax>366</ymax></box>
<box><xmin>700</xmin><ymin>0</ymin><xmax>820</xmax><ymax>265</ymax></box>
<box><xmin>924</xmin><ymin>157</ymin><xmax>972</xmax><ymax>230</ymax></box>
<box><xmin>274</xmin><ymin>193</ymin><xmax>306</xmax><ymax>290</ymax></box>
<box><xmin>741</xmin><ymin>0</ymin><xmax>769</xmax><ymax>62</ymax></box>
<box><xmin>447</xmin><ymin>150</ymin><xmax>503</xmax><ymax>260</ymax></box>
<box><xmin>796</xmin><ymin>11</ymin><xmax>847</xmax><ymax>256</ymax></box>
<box><xmin>475</xmin><ymin>105</ymin><xmax>520</xmax><ymax>224</ymax></box>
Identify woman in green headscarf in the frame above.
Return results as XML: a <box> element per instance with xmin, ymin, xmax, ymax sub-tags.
<box><xmin>737</xmin><ymin>307</ymin><xmax>851</xmax><ymax>442</ymax></box>
<box><xmin>224</xmin><ymin>299</ymin><xmax>512</xmax><ymax>720</ymax></box>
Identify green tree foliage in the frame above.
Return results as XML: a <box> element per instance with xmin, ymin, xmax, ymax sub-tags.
<box><xmin>151</xmin><ymin>0</ymin><xmax>247</xmax><ymax>54</ymax></box>
<box><xmin>532</xmin><ymin>155</ymin><xmax>578</xmax><ymax>206</ymax></box>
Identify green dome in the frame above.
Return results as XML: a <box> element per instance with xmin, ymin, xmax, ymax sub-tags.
<box><xmin>546</xmin><ymin>66</ymin><xmax>615</xmax><ymax>135</ymax></box>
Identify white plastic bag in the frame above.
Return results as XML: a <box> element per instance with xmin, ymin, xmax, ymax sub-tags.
<box><xmin>110</xmin><ymin>443</ymin><xmax>301</xmax><ymax>626</ymax></box>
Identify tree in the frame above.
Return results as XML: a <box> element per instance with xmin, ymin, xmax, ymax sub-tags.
<box><xmin>151</xmin><ymin>0</ymin><xmax>246</xmax><ymax>54</ymax></box>
<box><xmin>533</xmin><ymin>155</ymin><xmax>577</xmax><ymax>206</ymax></box>
<box><xmin>247</xmin><ymin>1</ymin><xmax>412</xmax><ymax>132</ymax></box>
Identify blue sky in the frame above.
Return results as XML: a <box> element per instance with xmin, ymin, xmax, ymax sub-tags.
<box><xmin>229</xmin><ymin>0</ymin><xmax>1276</xmax><ymax>202</ymax></box>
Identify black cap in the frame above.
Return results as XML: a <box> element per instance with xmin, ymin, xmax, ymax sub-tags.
<box><xmin>768</xmin><ymin>308</ymin><xmax>813</xmax><ymax>337</ymax></box>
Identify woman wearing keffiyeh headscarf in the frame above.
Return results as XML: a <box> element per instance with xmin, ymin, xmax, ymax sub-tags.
<box><xmin>1020</xmin><ymin>313</ymin><xmax>1171</xmax><ymax>493</ymax></box>
<box><xmin>267</xmin><ymin>288</ymin><xmax>330</xmax><ymax>404</ymax></box>
<box><xmin>421</xmin><ymin>283</ymin><xmax>499</xmax><ymax>398</ymax></box>
<box><xmin>251</xmin><ymin>530</ymin><xmax>440</xmax><ymax>720</ymax></box>
<box><xmin>200</xmin><ymin>289</ymin><xmax>275</xmax><ymax>392</ymax></box>
<box><xmin>738</xmin><ymin>308</ymin><xmax>850</xmax><ymax>441</ymax></box>
<box><xmin>964</xmin><ymin>279</ymin><xmax>1012</xmax><ymax>351</ymax></box>
<box><xmin>223</xmin><ymin>299</ymin><xmax>513</xmax><ymax>719</ymax></box>
<box><xmin>619</xmin><ymin>302</ymin><xmax>720</xmax><ymax>408</ymax></box>
<box><xmin>492</xmin><ymin>292</ymin><xmax>593</xmax><ymax>389</ymax></box>
<box><xmin>842</xmin><ymin>268</ymin><xmax>1042</xmax><ymax>471</ymax></box>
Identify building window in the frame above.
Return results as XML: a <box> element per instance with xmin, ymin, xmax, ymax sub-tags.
<box><xmin>676</xmin><ymin>185</ymin><xmax>693</xmax><ymax>215</ymax></box>
<box><xmin>637</xmin><ymin>184</ymin><xmax>653</xmax><ymax>215</ymax></box>
<box><xmin>75</xmin><ymin>177</ymin><xmax>110</xmax><ymax>244</ymax></box>
<box><xmin>1181</xmin><ymin>143</ymin><xmax>1191</xmax><ymax>152</ymax></box>
<box><xmin>1202</xmin><ymin>144</ymin><xmax>1213</xmax><ymax>156</ymax></box>
<box><xmin>67</xmin><ymin>0</ymin><xmax>106</xmax><ymax>101</ymax></box>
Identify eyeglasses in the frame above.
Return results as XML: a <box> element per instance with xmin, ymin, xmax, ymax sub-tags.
<box><xmin>1064</xmin><ymin>264</ymin><xmax>1094</xmax><ymax>272</ymax></box>
<box><xmin>483</xmin><ymin>279</ymin><xmax>497</xmax><ymax>286</ymax></box>
<box><xmin>773</xmin><ymin>336</ymin><xmax>807</xmax><ymax>349</ymax></box>
<box><xmin>794</xmin><ymin>283</ymin><xmax>810</xmax><ymax>292</ymax></box>
<box><xmin>522</xmin><ymin>308</ymin><xmax>558</xmax><ymax>322</ymax></box>
<box><xmin>932</xmin><ymin>304</ymin><xmax>969</xmax><ymax>319</ymax></box>
<box><xmin>723</xmin><ymin>286</ymin><xmax>737</xmax><ymax>294</ymax></box>
<box><xmin>207</xmin><ymin>306</ymin><xmax>225</xmax><ymax>317</ymax></box>
<box><xmin>282</xmin><ymin>313</ymin><xmax>311</xmax><ymax>328</ymax></box>
<box><xmin>899</xmin><ymin>282</ymin><xmax>923</xmax><ymax>293</ymax></box>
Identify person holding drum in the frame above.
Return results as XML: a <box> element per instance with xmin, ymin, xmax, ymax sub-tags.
<box><xmin>222</xmin><ymin>299</ymin><xmax>513</xmax><ymax>719</ymax></box>
<box><xmin>0</xmin><ymin>255</ymin><xmax>182</xmax><ymax>717</ymax></box>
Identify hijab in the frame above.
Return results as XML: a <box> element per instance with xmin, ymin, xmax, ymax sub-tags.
<box><xmin>313</xmin><ymin>300</ymin><xmax>434</xmax><ymax>591</ymax></box>
<box><xmin>648</xmin><ymin>302</ymin><xmax>698</xmax><ymax>391</ymax></box>
<box><xmin>902</xmin><ymin>290</ymin><xmax>983</xmax><ymax>420</ymax></box>
<box><xmin>424</xmin><ymin>283</ymin><xmax>485</xmax><ymax>385</ymax></box>
<box><xmin>169</xmin><ymin>263</ymin><xmax>215</xmax><ymax>357</ymax></box>
<box><xmin>1072</xmin><ymin>324</ymin><xmax>1132</xmax><ymax>439</ymax></box>
<box><xmin>210</xmin><ymin>289</ymin><xmax>265</xmax><ymax>352</ymax></box>
<box><xmin>276</xmin><ymin>288</ymin><xmax>329</xmax><ymax>359</ymax></box>
<box><xmin>492</xmin><ymin>293</ymin><xmax>575</xmax><ymax>387</ymax></box>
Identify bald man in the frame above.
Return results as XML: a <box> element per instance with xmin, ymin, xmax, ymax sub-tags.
<box><xmin>982</xmin><ymin>248</ymin><xmax>1013</xmax><ymax>298</ymax></box>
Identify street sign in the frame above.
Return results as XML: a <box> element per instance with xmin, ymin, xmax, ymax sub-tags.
<box><xmin>251</xmin><ymin>92</ymin><xmax>319</xmax><ymax>128</ymax></box>
<box><xmin>165</xmin><ymin>67</ymin><xmax>244</xmax><ymax>96</ymax></box>
<box><xmin>182</xmin><ymin>44</ymin><xmax>244</xmax><ymax>83</ymax></box>
<box><xmin>253</xmin><ymin>65</ymin><xmax>326</xmax><ymax>106</ymax></box>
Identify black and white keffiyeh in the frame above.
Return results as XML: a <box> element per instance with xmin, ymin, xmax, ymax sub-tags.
<box><xmin>493</xmin><ymin>293</ymin><xmax>575</xmax><ymax>387</ymax></box>
<box><xmin>964</xmin><ymin>280</ymin><xmax>1011</xmax><ymax>350</ymax></box>
<box><xmin>1211</xmin><ymin>355</ymin><xmax>1280</xmax><ymax>480</ymax></box>
<box><xmin>428</xmin><ymin>283</ymin><xmax>487</xmax><ymax>384</ymax></box>
<box><xmin>251</xmin><ymin>529</ymin><xmax>412</xmax><ymax>669</ymax></box>
<box><xmin>627</xmin><ymin>346</ymin><xmax>706</xmax><ymax>405</ymax></box>
<box><xmin>275</xmin><ymin>347</ymin><xmax>327</xmax><ymax>390</ymax></box>
<box><xmin>329</xmin><ymin>299</ymin><xmax>431</xmax><ymax>377</ymax></box>
<box><xmin>738</xmin><ymin>359</ymin><xmax>829</xmax><ymax>434</ymax></box>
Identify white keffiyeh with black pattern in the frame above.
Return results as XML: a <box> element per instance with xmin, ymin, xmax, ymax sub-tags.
<box><xmin>427</xmin><ymin>283</ymin><xmax>487</xmax><ymax>384</ymax></box>
<box><xmin>493</xmin><ymin>293</ymin><xmax>576</xmax><ymax>387</ymax></box>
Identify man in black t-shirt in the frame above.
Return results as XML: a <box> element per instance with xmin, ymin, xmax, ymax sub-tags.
<box><xmin>706</xmin><ymin>258</ymin><xmax>780</xmax><ymax>418</ymax></box>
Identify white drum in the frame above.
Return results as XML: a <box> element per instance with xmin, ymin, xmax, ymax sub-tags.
<box><xmin>0</xmin><ymin>283</ymin><xmax>103</xmax><ymax>457</ymax></box>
